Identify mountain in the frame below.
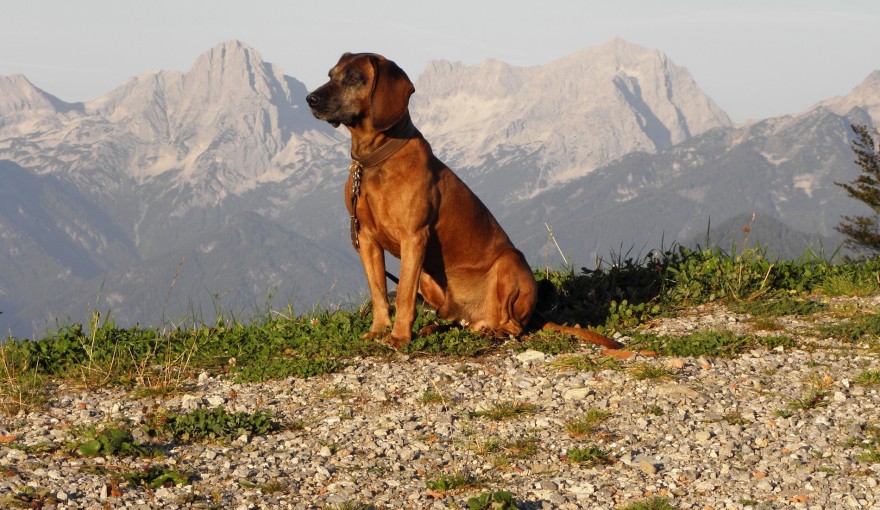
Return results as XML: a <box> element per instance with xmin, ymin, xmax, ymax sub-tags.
<box><xmin>0</xmin><ymin>39</ymin><xmax>876</xmax><ymax>337</ymax></box>
<box><xmin>681</xmin><ymin>213</ymin><xmax>842</xmax><ymax>261</ymax></box>
<box><xmin>412</xmin><ymin>37</ymin><xmax>732</xmax><ymax>204</ymax></box>
<box><xmin>502</xmin><ymin>99</ymin><xmax>874</xmax><ymax>267</ymax></box>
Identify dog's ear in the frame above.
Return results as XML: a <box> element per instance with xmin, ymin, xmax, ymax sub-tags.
<box><xmin>369</xmin><ymin>56</ymin><xmax>415</xmax><ymax>132</ymax></box>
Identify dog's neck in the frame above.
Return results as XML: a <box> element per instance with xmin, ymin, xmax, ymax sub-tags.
<box><xmin>350</xmin><ymin>114</ymin><xmax>416</xmax><ymax>167</ymax></box>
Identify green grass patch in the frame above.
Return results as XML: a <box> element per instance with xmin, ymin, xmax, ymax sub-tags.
<box><xmin>123</xmin><ymin>465</ymin><xmax>192</xmax><ymax>488</ymax></box>
<box><xmin>1</xmin><ymin>242</ymin><xmax>878</xmax><ymax>414</ymax></box>
<box><xmin>619</xmin><ymin>497</ymin><xmax>680</xmax><ymax>510</ymax></box>
<box><xmin>425</xmin><ymin>470</ymin><xmax>481</xmax><ymax>491</ymax></box>
<box><xmin>565</xmin><ymin>445</ymin><xmax>611</xmax><ymax>465</ymax></box>
<box><xmin>470</xmin><ymin>401</ymin><xmax>539</xmax><ymax>421</ymax></box>
<box><xmin>467</xmin><ymin>491</ymin><xmax>517</xmax><ymax>510</ymax></box>
<box><xmin>565</xmin><ymin>409</ymin><xmax>610</xmax><ymax>438</ymax></box>
<box><xmin>815</xmin><ymin>312</ymin><xmax>880</xmax><ymax>344</ymax></box>
<box><xmin>729</xmin><ymin>295</ymin><xmax>826</xmax><ymax>318</ymax></box>
<box><xmin>857</xmin><ymin>370</ymin><xmax>880</xmax><ymax>385</ymax></box>
<box><xmin>629</xmin><ymin>330</ymin><xmax>795</xmax><ymax>358</ymax></box>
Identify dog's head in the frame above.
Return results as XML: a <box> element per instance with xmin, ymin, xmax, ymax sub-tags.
<box><xmin>306</xmin><ymin>53</ymin><xmax>415</xmax><ymax>132</ymax></box>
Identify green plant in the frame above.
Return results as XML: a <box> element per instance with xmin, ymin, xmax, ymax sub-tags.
<box><xmin>566</xmin><ymin>445</ymin><xmax>610</xmax><ymax>465</ymax></box>
<box><xmin>425</xmin><ymin>470</ymin><xmax>480</xmax><ymax>491</ymax></box>
<box><xmin>549</xmin><ymin>354</ymin><xmax>621</xmax><ymax>372</ymax></box>
<box><xmin>629</xmin><ymin>363</ymin><xmax>676</xmax><ymax>380</ymax></box>
<box><xmin>815</xmin><ymin>312</ymin><xmax>880</xmax><ymax>344</ymax></box>
<box><xmin>618</xmin><ymin>497</ymin><xmax>679</xmax><ymax>510</ymax></box>
<box><xmin>629</xmin><ymin>330</ymin><xmax>765</xmax><ymax>358</ymax></box>
<box><xmin>467</xmin><ymin>490</ymin><xmax>517</xmax><ymax>510</ymax></box>
<box><xmin>77</xmin><ymin>428</ymin><xmax>156</xmax><ymax>457</ymax></box>
<box><xmin>645</xmin><ymin>404</ymin><xmax>664</xmax><ymax>416</ymax></box>
<box><xmin>565</xmin><ymin>409</ymin><xmax>610</xmax><ymax>438</ymax></box>
<box><xmin>729</xmin><ymin>295</ymin><xmax>825</xmax><ymax>318</ymax></box>
<box><xmin>856</xmin><ymin>370</ymin><xmax>880</xmax><ymax>385</ymax></box>
<box><xmin>123</xmin><ymin>465</ymin><xmax>192</xmax><ymax>488</ymax></box>
<box><xmin>470</xmin><ymin>401</ymin><xmax>539</xmax><ymax>421</ymax></box>
<box><xmin>146</xmin><ymin>406</ymin><xmax>278</xmax><ymax>442</ymax></box>
<box><xmin>835</xmin><ymin>124</ymin><xmax>880</xmax><ymax>255</ymax></box>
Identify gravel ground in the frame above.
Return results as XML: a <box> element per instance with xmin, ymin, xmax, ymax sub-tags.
<box><xmin>2</xmin><ymin>298</ymin><xmax>879</xmax><ymax>510</ymax></box>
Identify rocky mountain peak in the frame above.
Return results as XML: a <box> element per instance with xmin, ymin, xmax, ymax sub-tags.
<box><xmin>820</xmin><ymin>69</ymin><xmax>880</xmax><ymax>126</ymax></box>
<box><xmin>410</xmin><ymin>38</ymin><xmax>731</xmax><ymax>198</ymax></box>
<box><xmin>0</xmin><ymin>74</ymin><xmax>83</xmax><ymax>130</ymax></box>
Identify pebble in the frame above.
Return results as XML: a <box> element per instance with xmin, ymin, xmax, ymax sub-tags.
<box><xmin>1</xmin><ymin>300</ymin><xmax>878</xmax><ymax>509</ymax></box>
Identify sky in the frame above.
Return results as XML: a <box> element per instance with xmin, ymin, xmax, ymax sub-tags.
<box><xmin>1</xmin><ymin>0</ymin><xmax>878</xmax><ymax>123</ymax></box>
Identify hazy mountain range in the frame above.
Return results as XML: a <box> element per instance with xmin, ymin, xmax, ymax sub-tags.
<box><xmin>1</xmin><ymin>39</ymin><xmax>876</xmax><ymax>338</ymax></box>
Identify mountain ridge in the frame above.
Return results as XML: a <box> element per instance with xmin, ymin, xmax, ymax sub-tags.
<box><xmin>1</xmin><ymin>39</ymin><xmax>877</xmax><ymax>337</ymax></box>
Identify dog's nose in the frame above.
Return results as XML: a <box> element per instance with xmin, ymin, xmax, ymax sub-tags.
<box><xmin>306</xmin><ymin>93</ymin><xmax>320</xmax><ymax>107</ymax></box>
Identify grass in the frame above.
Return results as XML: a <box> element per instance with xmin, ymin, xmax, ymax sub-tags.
<box><xmin>619</xmin><ymin>497</ymin><xmax>679</xmax><ymax>510</ymax></box>
<box><xmin>565</xmin><ymin>445</ymin><xmax>611</xmax><ymax>465</ymax></box>
<box><xmin>424</xmin><ymin>470</ymin><xmax>481</xmax><ymax>491</ymax></box>
<box><xmin>1</xmin><ymin>244</ymin><xmax>878</xmax><ymax>416</ymax></box>
<box><xmin>470</xmin><ymin>401</ymin><xmax>539</xmax><ymax>421</ymax></box>
<box><xmin>565</xmin><ymin>409</ymin><xmax>610</xmax><ymax>438</ymax></box>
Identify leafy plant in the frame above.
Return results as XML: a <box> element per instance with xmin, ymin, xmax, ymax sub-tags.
<box><xmin>618</xmin><ymin>497</ymin><xmax>679</xmax><ymax>510</ymax></box>
<box><xmin>123</xmin><ymin>465</ymin><xmax>192</xmax><ymax>488</ymax></box>
<box><xmin>467</xmin><ymin>490</ymin><xmax>517</xmax><ymax>510</ymax></box>
<box><xmin>425</xmin><ymin>470</ymin><xmax>481</xmax><ymax>491</ymax></box>
<box><xmin>566</xmin><ymin>445</ymin><xmax>610</xmax><ymax>465</ymax></box>
<box><xmin>77</xmin><ymin>428</ymin><xmax>156</xmax><ymax>457</ymax></box>
<box><xmin>146</xmin><ymin>406</ymin><xmax>278</xmax><ymax>442</ymax></box>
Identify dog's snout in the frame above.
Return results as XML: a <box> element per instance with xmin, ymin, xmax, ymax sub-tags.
<box><xmin>306</xmin><ymin>93</ymin><xmax>320</xmax><ymax>108</ymax></box>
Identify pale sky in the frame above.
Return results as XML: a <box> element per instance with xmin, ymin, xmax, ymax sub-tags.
<box><xmin>1</xmin><ymin>0</ymin><xmax>878</xmax><ymax>123</ymax></box>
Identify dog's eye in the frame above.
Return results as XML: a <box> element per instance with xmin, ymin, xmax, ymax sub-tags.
<box><xmin>343</xmin><ymin>71</ymin><xmax>365</xmax><ymax>86</ymax></box>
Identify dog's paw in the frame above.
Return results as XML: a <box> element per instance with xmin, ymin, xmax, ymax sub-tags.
<box><xmin>385</xmin><ymin>334</ymin><xmax>411</xmax><ymax>350</ymax></box>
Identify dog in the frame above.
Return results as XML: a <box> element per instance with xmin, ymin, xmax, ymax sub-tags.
<box><xmin>306</xmin><ymin>52</ymin><xmax>621</xmax><ymax>350</ymax></box>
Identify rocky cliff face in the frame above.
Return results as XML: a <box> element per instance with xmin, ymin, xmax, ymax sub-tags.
<box><xmin>412</xmin><ymin>38</ymin><xmax>732</xmax><ymax>200</ymax></box>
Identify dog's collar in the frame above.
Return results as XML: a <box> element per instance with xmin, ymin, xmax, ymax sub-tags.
<box><xmin>348</xmin><ymin>116</ymin><xmax>416</xmax><ymax>250</ymax></box>
<box><xmin>350</xmin><ymin>116</ymin><xmax>416</xmax><ymax>168</ymax></box>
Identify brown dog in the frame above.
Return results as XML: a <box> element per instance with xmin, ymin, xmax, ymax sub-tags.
<box><xmin>307</xmin><ymin>52</ymin><xmax>620</xmax><ymax>350</ymax></box>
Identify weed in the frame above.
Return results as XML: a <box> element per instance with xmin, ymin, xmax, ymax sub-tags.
<box><xmin>565</xmin><ymin>445</ymin><xmax>611</xmax><ymax>465</ymax></box>
<box><xmin>630</xmin><ymin>330</ymin><xmax>759</xmax><ymax>358</ymax></box>
<box><xmin>565</xmin><ymin>409</ymin><xmax>610</xmax><ymax>438</ymax></box>
<box><xmin>467</xmin><ymin>490</ymin><xmax>517</xmax><ymax>510</ymax></box>
<box><xmin>849</xmin><ymin>425</ymin><xmax>880</xmax><ymax>464</ymax></box>
<box><xmin>618</xmin><ymin>497</ymin><xmax>680</xmax><ymax>510</ymax></box>
<box><xmin>550</xmin><ymin>354</ymin><xmax>621</xmax><ymax>372</ymax></box>
<box><xmin>629</xmin><ymin>363</ymin><xmax>676</xmax><ymax>380</ymax></box>
<box><xmin>425</xmin><ymin>470</ymin><xmax>481</xmax><ymax>491</ymax></box>
<box><xmin>123</xmin><ymin>465</ymin><xmax>192</xmax><ymax>488</ymax></box>
<box><xmin>729</xmin><ymin>296</ymin><xmax>825</xmax><ymax>318</ymax></box>
<box><xmin>721</xmin><ymin>412</ymin><xmax>751</xmax><ymax>426</ymax></box>
<box><xmin>645</xmin><ymin>404</ymin><xmax>664</xmax><ymax>416</ymax></box>
<box><xmin>146</xmin><ymin>406</ymin><xmax>278</xmax><ymax>442</ymax></box>
<box><xmin>471</xmin><ymin>401</ymin><xmax>539</xmax><ymax>421</ymax></box>
<box><xmin>815</xmin><ymin>312</ymin><xmax>880</xmax><ymax>345</ymax></box>
<box><xmin>419</xmin><ymin>389</ymin><xmax>449</xmax><ymax>406</ymax></box>
<box><xmin>785</xmin><ymin>391</ymin><xmax>829</xmax><ymax>411</ymax></box>
<box><xmin>0</xmin><ymin>344</ymin><xmax>48</xmax><ymax>416</ymax></box>
<box><xmin>856</xmin><ymin>370</ymin><xmax>880</xmax><ymax>385</ymax></box>
<box><xmin>77</xmin><ymin>427</ymin><xmax>157</xmax><ymax>457</ymax></box>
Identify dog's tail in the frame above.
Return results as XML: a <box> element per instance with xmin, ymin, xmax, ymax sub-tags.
<box><xmin>533</xmin><ymin>278</ymin><xmax>623</xmax><ymax>349</ymax></box>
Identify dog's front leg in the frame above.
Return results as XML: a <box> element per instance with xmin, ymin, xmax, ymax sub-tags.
<box><xmin>357</xmin><ymin>238</ymin><xmax>392</xmax><ymax>337</ymax></box>
<box><xmin>388</xmin><ymin>229</ymin><xmax>428</xmax><ymax>348</ymax></box>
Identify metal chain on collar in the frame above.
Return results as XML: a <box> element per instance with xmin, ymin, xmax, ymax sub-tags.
<box><xmin>349</xmin><ymin>161</ymin><xmax>364</xmax><ymax>250</ymax></box>
<box><xmin>346</xmin><ymin>117</ymin><xmax>416</xmax><ymax>251</ymax></box>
